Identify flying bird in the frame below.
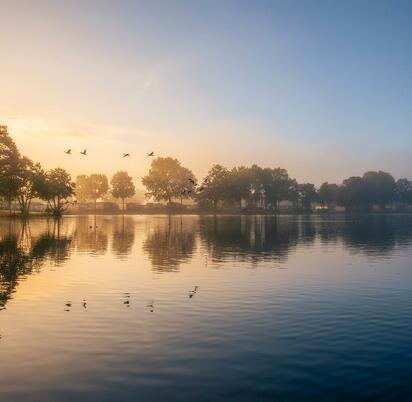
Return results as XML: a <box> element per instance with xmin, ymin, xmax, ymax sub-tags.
<box><xmin>188</xmin><ymin>178</ymin><xmax>196</xmax><ymax>185</ymax></box>
<box><xmin>147</xmin><ymin>151</ymin><xmax>154</xmax><ymax>156</ymax></box>
<box><xmin>64</xmin><ymin>149</ymin><xmax>72</xmax><ymax>154</ymax></box>
<box><xmin>80</xmin><ymin>149</ymin><xmax>87</xmax><ymax>155</ymax></box>
<box><xmin>122</xmin><ymin>153</ymin><xmax>130</xmax><ymax>158</ymax></box>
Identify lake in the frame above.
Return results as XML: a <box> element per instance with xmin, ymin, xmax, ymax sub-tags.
<box><xmin>1</xmin><ymin>214</ymin><xmax>411</xmax><ymax>401</ymax></box>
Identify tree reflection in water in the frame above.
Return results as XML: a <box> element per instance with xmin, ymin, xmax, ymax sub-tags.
<box><xmin>198</xmin><ymin>215</ymin><xmax>309</xmax><ymax>265</ymax></box>
<box><xmin>1</xmin><ymin>215</ymin><xmax>412</xmax><ymax>302</ymax></box>
<box><xmin>142</xmin><ymin>216</ymin><xmax>196</xmax><ymax>272</ymax></box>
<box><xmin>111</xmin><ymin>216</ymin><xmax>135</xmax><ymax>259</ymax></box>
<box><xmin>0</xmin><ymin>219</ymin><xmax>71</xmax><ymax>310</ymax></box>
<box><xmin>72</xmin><ymin>216</ymin><xmax>108</xmax><ymax>255</ymax></box>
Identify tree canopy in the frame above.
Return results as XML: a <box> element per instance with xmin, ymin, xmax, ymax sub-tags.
<box><xmin>111</xmin><ymin>171</ymin><xmax>136</xmax><ymax>210</ymax></box>
<box><xmin>75</xmin><ymin>174</ymin><xmax>109</xmax><ymax>207</ymax></box>
<box><xmin>142</xmin><ymin>157</ymin><xmax>196</xmax><ymax>204</ymax></box>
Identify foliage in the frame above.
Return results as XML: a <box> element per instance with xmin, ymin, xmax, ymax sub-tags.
<box><xmin>363</xmin><ymin>171</ymin><xmax>396</xmax><ymax>208</ymax></box>
<box><xmin>0</xmin><ymin>125</ymin><xmax>21</xmax><ymax>210</ymax></box>
<box><xmin>338</xmin><ymin>176</ymin><xmax>372</xmax><ymax>210</ymax></box>
<box><xmin>142</xmin><ymin>157</ymin><xmax>196</xmax><ymax>203</ymax></box>
<box><xmin>111</xmin><ymin>171</ymin><xmax>136</xmax><ymax>209</ymax></box>
<box><xmin>395</xmin><ymin>178</ymin><xmax>412</xmax><ymax>204</ymax></box>
<box><xmin>298</xmin><ymin>183</ymin><xmax>318</xmax><ymax>212</ymax></box>
<box><xmin>75</xmin><ymin>174</ymin><xmax>109</xmax><ymax>207</ymax></box>
<box><xmin>318</xmin><ymin>182</ymin><xmax>339</xmax><ymax>208</ymax></box>
<box><xmin>196</xmin><ymin>164</ymin><xmax>230</xmax><ymax>209</ymax></box>
<box><xmin>38</xmin><ymin>168</ymin><xmax>75</xmax><ymax>215</ymax></box>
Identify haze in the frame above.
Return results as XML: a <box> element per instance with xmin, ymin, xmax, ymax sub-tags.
<box><xmin>1</xmin><ymin>0</ymin><xmax>412</xmax><ymax>185</ymax></box>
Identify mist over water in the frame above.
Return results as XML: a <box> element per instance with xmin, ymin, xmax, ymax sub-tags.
<box><xmin>1</xmin><ymin>215</ymin><xmax>412</xmax><ymax>401</ymax></box>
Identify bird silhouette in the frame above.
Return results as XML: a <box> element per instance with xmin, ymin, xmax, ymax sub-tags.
<box><xmin>65</xmin><ymin>302</ymin><xmax>72</xmax><ymax>308</ymax></box>
<box><xmin>80</xmin><ymin>149</ymin><xmax>87</xmax><ymax>155</ymax></box>
<box><xmin>82</xmin><ymin>300</ymin><xmax>87</xmax><ymax>309</ymax></box>
<box><xmin>188</xmin><ymin>178</ymin><xmax>196</xmax><ymax>185</ymax></box>
<box><xmin>147</xmin><ymin>151</ymin><xmax>154</xmax><ymax>156</ymax></box>
<box><xmin>146</xmin><ymin>301</ymin><xmax>154</xmax><ymax>312</ymax></box>
<box><xmin>122</xmin><ymin>153</ymin><xmax>130</xmax><ymax>158</ymax></box>
<box><xmin>64</xmin><ymin>149</ymin><xmax>72</xmax><ymax>154</ymax></box>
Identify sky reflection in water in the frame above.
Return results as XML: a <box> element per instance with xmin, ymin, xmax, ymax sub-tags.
<box><xmin>1</xmin><ymin>215</ymin><xmax>412</xmax><ymax>402</ymax></box>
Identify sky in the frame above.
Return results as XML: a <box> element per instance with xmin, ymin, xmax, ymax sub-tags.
<box><xmin>1</xmin><ymin>0</ymin><xmax>412</xmax><ymax>186</ymax></box>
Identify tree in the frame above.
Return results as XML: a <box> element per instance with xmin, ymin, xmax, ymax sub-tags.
<box><xmin>225</xmin><ymin>166</ymin><xmax>252</xmax><ymax>208</ymax></box>
<box><xmin>74</xmin><ymin>174</ymin><xmax>109</xmax><ymax>209</ymax></box>
<box><xmin>15</xmin><ymin>157</ymin><xmax>45</xmax><ymax>215</ymax></box>
<box><xmin>88</xmin><ymin>174</ymin><xmax>109</xmax><ymax>209</ymax></box>
<box><xmin>264</xmin><ymin>168</ymin><xmax>295</xmax><ymax>210</ymax></box>
<box><xmin>338</xmin><ymin>176</ymin><xmax>372</xmax><ymax>211</ymax></box>
<box><xmin>395</xmin><ymin>178</ymin><xmax>412</xmax><ymax>204</ymax></box>
<box><xmin>142</xmin><ymin>157</ymin><xmax>195</xmax><ymax>204</ymax></box>
<box><xmin>318</xmin><ymin>182</ymin><xmax>339</xmax><ymax>208</ymax></box>
<box><xmin>111</xmin><ymin>171</ymin><xmax>136</xmax><ymax>211</ymax></box>
<box><xmin>74</xmin><ymin>175</ymin><xmax>90</xmax><ymax>202</ymax></box>
<box><xmin>38</xmin><ymin>168</ymin><xmax>75</xmax><ymax>215</ymax></box>
<box><xmin>0</xmin><ymin>125</ymin><xmax>21</xmax><ymax>214</ymax></box>
<box><xmin>298</xmin><ymin>183</ymin><xmax>318</xmax><ymax>212</ymax></box>
<box><xmin>196</xmin><ymin>164</ymin><xmax>230</xmax><ymax>209</ymax></box>
<box><xmin>363</xmin><ymin>171</ymin><xmax>396</xmax><ymax>209</ymax></box>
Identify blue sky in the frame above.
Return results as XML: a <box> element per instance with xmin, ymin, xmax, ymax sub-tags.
<box><xmin>1</xmin><ymin>0</ymin><xmax>412</xmax><ymax>184</ymax></box>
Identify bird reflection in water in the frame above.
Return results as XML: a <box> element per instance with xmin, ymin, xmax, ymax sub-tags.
<box><xmin>189</xmin><ymin>286</ymin><xmax>199</xmax><ymax>299</ymax></box>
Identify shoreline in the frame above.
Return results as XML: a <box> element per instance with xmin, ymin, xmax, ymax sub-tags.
<box><xmin>2</xmin><ymin>210</ymin><xmax>412</xmax><ymax>218</ymax></box>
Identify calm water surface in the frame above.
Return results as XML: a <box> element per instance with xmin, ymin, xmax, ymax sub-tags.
<box><xmin>1</xmin><ymin>215</ymin><xmax>411</xmax><ymax>401</ymax></box>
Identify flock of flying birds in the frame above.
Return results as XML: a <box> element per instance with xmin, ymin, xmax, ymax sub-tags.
<box><xmin>64</xmin><ymin>148</ymin><xmax>154</xmax><ymax>157</ymax></box>
<box><xmin>63</xmin><ymin>148</ymin><xmax>205</xmax><ymax>195</ymax></box>
<box><xmin>63</xmin><ymin>286</ymin><xmax>199</xmax><ymax>313</ymax></box>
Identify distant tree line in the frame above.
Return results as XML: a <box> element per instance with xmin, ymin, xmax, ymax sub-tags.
<box><xmin>142</xmin><ymin>157</ymin><xmax>412</xmax><ymax>212</ymax></box>
<box><xmin>2</xmin><ymin>125</ymin><xmax>412</xmax><ymax>214</ymax></box>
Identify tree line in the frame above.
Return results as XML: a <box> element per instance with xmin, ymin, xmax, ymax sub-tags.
<box><xmin>142</xmin><ymin>158</ymin><xmax>412</xmax><ymax>212</ymax></box>
<box><xmin>2</xmin><ymin>125</ymin><xmax>412</xmax><ymax>214</ymax></box>
<box><xmin>0</xmin><ymin>125</ymin><xmax>135</xmax><ymax>215</ymax></box>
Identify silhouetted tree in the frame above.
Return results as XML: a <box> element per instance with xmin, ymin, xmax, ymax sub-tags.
<box><xmin>0</xmin><ymin>125</ymin><xmax>22</xmax><ymax>214</ymax></box>
<box><xmin>298</xmin><ymin>183</ymin><xmax>318</xmax><ymax>212</ymax></box>
<box><xmin>363</xmin><ymin>171</ymin><xmax>396</xmax><ymax>210</ymax></box>
<box><xmin>225</xmin><ymin>166</ymin><xmax>252</xmax><ymax>208</ymax></box>
<box><xmin>196</xmin><ymin>164</ymin><xmax>230</xmax><ymax>209</ymax></box>
<box><xmin>318</xmin><ymin>182</ymin><xmax>339</xmax><ymax>208</ymax></box>
<box><xmin>111</xmin><ymin>171</ymin><xmax>136</xmax><ymax>211</ymax></box>
<box><xmin>15</xmin><ymin>157</ymin><xmax>44</xmax><ymax>215</ymax></box>
<box><xmin>395</xmin><ymin>178</ymin><xmax>412</xmax><ymax>204</ymax></box>
<box><xmin>338</xmin><ymin>176</ymin><xmax>372</xmax><ymax>211</ymax></box>
<box><xmin>38</xmin><ymin>168</ymin><xmax>75</xmax><ymax>216</ymax></box>
<box><xmin>142</xmin><ymin>157</ymin><xmax>196</xmax><ymax>204</ymax></box>
<box><xmin>264</xmin><ymin>168</ymin><xmax>295</xmax><ymax>210</ymax></box>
